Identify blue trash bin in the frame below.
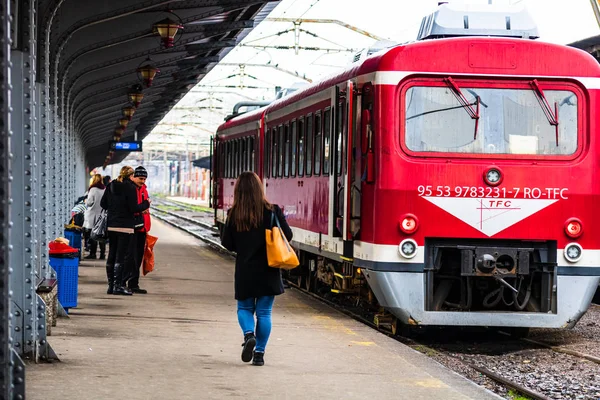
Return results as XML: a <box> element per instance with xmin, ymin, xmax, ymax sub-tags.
<box><xmin>49</xmin><ymin>248</ymin><xmax>79</xmax><ymax>311</ymax></box>
<box><xmin>64</xmin><ymin>229</ymin><xmax>82</xmax><ymax>258</ymax></box>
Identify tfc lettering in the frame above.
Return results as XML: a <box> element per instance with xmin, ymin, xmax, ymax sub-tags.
<box><xmin>488</xmin><ymin>200</ymin><xmax>511</xmax><ymax>207</ymax></box>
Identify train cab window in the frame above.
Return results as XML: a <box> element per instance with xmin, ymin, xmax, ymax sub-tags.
<box><xmin>271</xmin><ymin>128</ymin><xmax>278</xmax><ymax>178</ymax></box>
<box><xmin>314</xmin><ymin>112</ymin><xmax>322</xmax><ymax>176</ymax></box>
<box><xmin>298</xmin><ymin>118</ymin><xmax>305</xmax><ymax>177</ymax></box>
<box><xmin>323</xmin><ymin>108</ymin><xmax>331</xmax><ymax>176</ymax></box>
<box><xmin>291</xmin><ymin>120</ymin><xmax>297</xmax><ymax>177</ymax></box>
<box><xmin>284</xmin><ymin>123</ymin><xmax>290</xmax><ymax>177</ymax></box>
<box><xmin>265</xmin><ymin>129</ymin><xmax>270</xmax><ymax>178</ymax></box>
<box><xmin>404</xmin><ymin>85</ymin><xmax>579</xmax><ymax>156</ymax></box>
<box><xmin>306</xmin><ymin>114</ymin><xmax>313</xmax><ymax>176</ymax></box>
<box><xmin>278</xmin><ymin>125</ymin><xmax>284</xmax><ymax>177</ymax></box>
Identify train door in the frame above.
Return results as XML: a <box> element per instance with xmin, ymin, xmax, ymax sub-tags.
<box><xmin>332</xmin><ymin>81</ymin><xmax>360</xmax><ymax>254</ymax></box>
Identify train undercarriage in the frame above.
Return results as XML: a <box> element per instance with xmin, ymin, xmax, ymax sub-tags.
<box><xmin>289</xmin><ymin>240</ymin><xmax>565</xmax><ymax>338</ymax></box>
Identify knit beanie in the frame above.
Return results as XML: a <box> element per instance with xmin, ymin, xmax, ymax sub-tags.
<box><xmin>134</xmin><ymin>166</ymin><xmax>148</xmax><ymax>178</ymax></box>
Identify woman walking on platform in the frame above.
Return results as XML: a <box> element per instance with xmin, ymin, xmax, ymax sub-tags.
<box><xmin>221</xmin><ymin>172</ymin><xmax>292</xmax><ymax>366</ymax></box>
<box><xmin>101</xmin><ymin>166</ymin><xmax>150</xmax><ymax>295</ymax></box>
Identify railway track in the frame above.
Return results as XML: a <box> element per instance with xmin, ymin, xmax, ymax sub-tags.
<box><xmin>154</xmin><ymin>207</ymin><xmax>600</xmax><ymax>400</ymax></box>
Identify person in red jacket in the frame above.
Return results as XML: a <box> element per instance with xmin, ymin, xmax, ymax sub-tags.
<box><xmin>124</xmin><ymin>166</ymin><xmax>152</xmax><ymax>294</ymax></box>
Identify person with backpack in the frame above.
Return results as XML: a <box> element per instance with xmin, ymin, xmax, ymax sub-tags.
<box><xmin>100</xmin><ymin>166</ymin><xmax>150</xmax><ymax>295</ymax></box>
<box><xmin>83</xmin><ymin>174</ymin><xmax>106</xmax><ymax>259</ymax></box>
<box><xmin>220</xmin><ymin>172</ymin><xmax>293</xmax><ymax>366</ymax></box>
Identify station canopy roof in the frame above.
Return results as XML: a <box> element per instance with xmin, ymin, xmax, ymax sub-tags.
<box><xmin>569</xmin><ymin>35</ymin><xmax>600</xmax><ymax>61</ymax></box>
<box><xmin>41</xmin><ymin>0</ymin><xmax>278</xmax><ymax>168</ymax></box>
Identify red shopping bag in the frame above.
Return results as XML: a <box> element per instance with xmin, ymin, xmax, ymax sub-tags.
<box><xmin>142</xmin><ymin>234</ymin><xmax>158</xmax><ymax>276</ymax></box>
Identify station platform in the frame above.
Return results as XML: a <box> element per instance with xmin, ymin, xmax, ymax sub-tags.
<box><xmin>26</xmin><ymin>221</ymin><xmax>500</xmax><ymax>400</ymax></box>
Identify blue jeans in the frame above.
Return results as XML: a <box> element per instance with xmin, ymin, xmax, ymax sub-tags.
<box><xmin>237</xmin><ymin>296</ymin><xmax>275</xmax><ymax>353</ymax></box>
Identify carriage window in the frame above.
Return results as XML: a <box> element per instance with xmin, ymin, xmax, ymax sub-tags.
<box><xmin>404</xmin><ymin>85</ymin><xmax>578</xmax><ymax>156</ymax></box>
<box><xmin>238</xmin><ymin>140</ymin><xmax>243</xmax><ymax>175</ymax></box>
<box><xmin>219</xmin><ymin>143</ymin><xmax>225</xmax><ymax>178</ymax></box>
<box><xmin>226</xmin><ymin>142</ymin><xmax>232</xmax><ymax>178</ymax></box>
<box><xmin>323</xmin><ymin>108</ymin><xmax>331</xmax><ymax>176</ymax></box>
<box><xmin>336</xmin><ymin>101</ymin><xmax>345</xmax><ymax>175</ymax></box>
<box><xmin>284</xmin><ymin>124</ymin><xmax>290</xmax><ymax>177</ymax></box>
<box><xmin>291</xmin><ymin>120</ymin><xmax>297</xmax><ymax>177</ymax></box>
<box><xmin>240</xmin><ymin>140</ymin><xmax>244</xmax><ymax>175</ymax></box>
<box><xmin>306</xmin><ymin>114</ymin><xmax>313</xmax><ymax>176</ymax></box>
<box><xmin>272</xmin><ymin>129</ymin><xmax>278</xmax><ymax>178</ymax></box>
<box><xmin>249</xmin><ymin>137</ymin><xmax>255</xmax><ymax>172</ymax></box>
<box><xmin>265</xmin><ymin>130</ymin><xmax>270</xmax><ymax>178</ymax></box>
<box><xmin>298</xmin><ymin>118</ymin><xmax>305</xmax><ymax>177</ymax></box>
<box><xmin>314</xmin><ymin>112</ymin><xmax>322</xmax><ymax>176</ymax></box>
<box><xmin>278</xmin><ymin>125</ymin><xmax>284</xmax><ymax>177</ymax></box>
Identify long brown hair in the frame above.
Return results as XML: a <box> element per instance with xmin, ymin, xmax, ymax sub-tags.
<box><xmin>229</xmin><ymin>172</ymin><xmax>271</xmax><ymax>231</ymax></box>
<box><xmin>117</xmin><ymin>166</ymin><xmax>134</xmax><ymax>182</ymax></box>
<box><xmin>89</xmin><ymin>174</ymin><xmax>102</xmax><ymax>188</ymax></box>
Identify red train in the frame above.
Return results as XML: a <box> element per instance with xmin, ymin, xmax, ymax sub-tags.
<box><xmin>212</xmin><ymin>4</ymin><xmax>600</xmax><ymax>333</ymax></box>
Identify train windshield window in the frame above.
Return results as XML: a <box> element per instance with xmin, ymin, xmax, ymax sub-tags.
<box><xmin>323</xmin><ymin>108</ymin><xmax>331</xmax><ymax>176</ymax></box>
<box><xmin>298</xmin><ymin>118</ymin><xmax>305</xmax><ymax>177</ymax></box>
<box><xmin>404</xmin><ymin>86</ymin><xmax>578</xmax><ymax>156</ymax></box>
<box><xmin>291</xmin><ymin>120</ymin><xmax>297</xmax><ymax>177</ymax></box>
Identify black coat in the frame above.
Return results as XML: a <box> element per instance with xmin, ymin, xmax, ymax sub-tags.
<box><xmin>221</xmin><ymin>205</ymin><xmax>293</xmax><ymax>300</ymax></box>
<box><xmin>100</xmin><ymin>180</ymin><xmax>149</xmax><ymax>229</ymax></box>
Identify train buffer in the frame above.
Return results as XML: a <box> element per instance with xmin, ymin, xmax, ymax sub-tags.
<box><xmin>26</xmin><ymin>220</ymin><xmax>501</xmax><ymax>399</ymax></box>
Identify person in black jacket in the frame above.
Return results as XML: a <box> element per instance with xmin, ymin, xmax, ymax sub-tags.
<box><xmin>100</xmin><ymin>166</ymin><xmax>150</xmax><ymax>295</ymax></box>
<box><xmin>221</xmin><ymin>172</ymin><xmax>293</xmax><ymax>367</ymax></box>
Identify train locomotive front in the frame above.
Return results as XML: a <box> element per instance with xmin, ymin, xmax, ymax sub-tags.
<box><xmin>359</xmin><ymin>36</ymin><xmax>600</xmax><ymax>330</ymax></box>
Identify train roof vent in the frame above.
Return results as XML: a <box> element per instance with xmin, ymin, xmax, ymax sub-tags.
<box><xmin>417</xmin><ymin>3</ymin><xmax>539</xmax><ymax>41</ymax></box>
<box><xmin>224</xmin><ymin>101</ymin><xmax>271</xmax><ymax>121</ymax></box>
<box><xmin>351</xmin><ymin>40</ymin><xmax>398</xmax><ymax>63</ymax></box>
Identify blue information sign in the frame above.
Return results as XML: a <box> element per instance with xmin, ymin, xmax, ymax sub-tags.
<box><xmin>109</xmin><ymin>141</ymin><xmax>143</xmax><ymax>152</ymax></box>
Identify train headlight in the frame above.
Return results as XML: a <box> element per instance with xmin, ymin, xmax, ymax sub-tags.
<box><xmin>564</xmin><ymin>243</ymin><xmax>583</xmax><ymax>263</ymax></box>
<box><xmin>564</xmin><ymin>218</ymin><xmax>583</xmax><ymax>238</ymax></box>
<box><xmin>399</xmin><ymin>214</ymin><xmax>419</xmax><ymax>234</ymax></box>
<box><xmin>483</xmin><ymin>167</ymin><xmax>503</xmax><ymax>186</ymax></box>
<box><xmin>399</xmin><ymin>239</ymin><xmax>418</xmax><ymax>259</ymax></box>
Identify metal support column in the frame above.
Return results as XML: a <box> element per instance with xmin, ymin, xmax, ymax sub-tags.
<box><xmin>0</xmin><ymin>0</ymin><xmax>15</xmax><ymax>396</ymax></box>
